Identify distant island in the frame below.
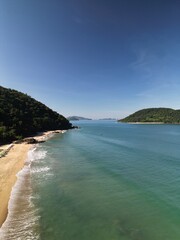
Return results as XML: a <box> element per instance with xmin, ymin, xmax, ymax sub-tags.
<box><xmin>0</xmin><ymin>86</ymin><xmax>73</xmax><ymax>144</ymax></box>
<box><xmin>119</xmin><ymin>108</ymin><xmax>180</xmax><ymax>124</ymax></box>
<box><xmin>67</xmin><ymin>116</ymin><xmax>92</xmax><ymax>121</ymax></box>
<box><xmin>99</xmin><ymin>118</ymin><xmax>116</xmax><ymax>120</ymax></box>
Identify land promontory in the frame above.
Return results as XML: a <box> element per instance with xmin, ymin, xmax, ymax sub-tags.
<box><xmin>68</xmin><ymin>116</ymin><xmax>92</xmax><ymax>121</ymax></box>
<box><xmin>119</xmin><ymin>108</ymin><xmax>180</xmax><ymax>124</ymax></box>
<box><xmin>0</xmin><ymin>86</ymin><xmax>72</xmax><ymax>144</ymax></box>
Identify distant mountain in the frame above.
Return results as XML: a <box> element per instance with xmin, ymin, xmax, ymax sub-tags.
<box><xmin>99</xmin><ymin>118</ymin><xmax>116</xmax><ymax>120</ymax></box>
<box><xmin>0</xmin><ymin>86</ymin><xmax>73</xmax><ymax>144</ymax></box>
<box><xmin>67</xmin><ymin>116</ymin><xmax>92</xmax><ymax>121</ymax></box>
<box><xmin>119</xmin><ymin>108</ymin><xmax>180</xmax><ymax>123</ymax></box>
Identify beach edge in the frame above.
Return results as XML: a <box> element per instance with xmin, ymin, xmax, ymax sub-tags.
<box><xmin>0</xmin><ymin>130</ymin><xmax>65</xmax><ymax>227</ymax></box>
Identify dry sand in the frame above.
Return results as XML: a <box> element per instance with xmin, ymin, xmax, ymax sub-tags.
<box><xmin>0</xmin><ymin>130</ymin><xmax>63</xmax><ymax>227</ymax></box>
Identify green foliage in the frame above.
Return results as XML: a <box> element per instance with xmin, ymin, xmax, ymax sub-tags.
<box><xmin>0</xmin><ymin>86</ymin><xmax>72</xmax><ymax>144</ymax></box>
<box><xmin>119</xmin><ymin>108</ymin><xmax>180</xmax><ymax>123</ymax></box>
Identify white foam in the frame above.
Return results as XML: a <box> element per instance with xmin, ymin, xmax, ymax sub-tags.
<box><xmin>31</xmin><ymin>166</ymin><xmax>50</xmax><ymax>174</ymax></box>
<box><xmin>62</xmin><ymin>130</ymin><xmax>67</xmax><ymax>134</ymax></box>
<box><xmin>0</xmin><ymin>146</ymin><xmax>43</xmax><ymax>240</ymax></box>
<box><xmin>27</xmin><ymin>148</ymin><xmax>47</xmax><ymax>163</ymax></box>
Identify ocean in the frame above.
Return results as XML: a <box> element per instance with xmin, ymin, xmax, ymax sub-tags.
<box><xmin>1</xmin><ymin>120</ymin><xmax>180</xmax><ymax>240</ymax></box>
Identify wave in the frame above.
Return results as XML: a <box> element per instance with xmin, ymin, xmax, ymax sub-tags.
<box><xmin>27</xmin><ymin>147</ymin><xmax>47</xmax><ymax>163</ymax></box>
<box><xmin>31</xmin><ymin>166</ymin><xmax>50</xmax><ymax>174</ymax></box>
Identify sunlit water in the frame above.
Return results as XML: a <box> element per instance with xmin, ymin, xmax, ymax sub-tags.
<box><xmin>1</xmin><ymin>121</ymin><xmax>180</xmax><ymax>239</ymax></box>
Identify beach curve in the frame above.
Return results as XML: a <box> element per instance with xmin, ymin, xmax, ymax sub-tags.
<box><xmin>0</xmin><ymin>130</ymin><xmax>65</xmax><ymax>227</ymax></box>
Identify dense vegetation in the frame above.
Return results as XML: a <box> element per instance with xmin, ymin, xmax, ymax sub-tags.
<box><xmin>0</xmin><ymin>86</ymin><xmax>72</xmax><ymax>144</ymax></box>
<box><xmin>119</xmin><ymin>108</ymin><xmax>180</xmax><ymax>123</ymax></box>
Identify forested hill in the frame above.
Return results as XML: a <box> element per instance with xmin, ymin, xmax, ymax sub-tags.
<box><xmin>68</xmin><ymin>116</ymin><xmax>92</xmax><ymax>121</ymax></box>
<box><xmin>0</xmin><ymin>86</ymin><xmax>72</xmax><ymax>144</ymax></box>
<box><xmin>119</xmin><ymin>108</ymin><xmax>180</xmax><ymax>123</ymax></box>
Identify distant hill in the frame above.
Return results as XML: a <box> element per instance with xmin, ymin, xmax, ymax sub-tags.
<box><xmin>99</xmin><ymin>118</ymin><xmax>116</xmax><ymax>120</ymax></box>
<box><xmin>67</xmin><ymin>116</ymin><xmax>92</xmax><ymax>121</ymax></box>
<box><xmin>119</xmin><ymin>108</ymin><xmax>180</xmax><ymax>123</ymax></box>
<box><xmin>0</xmin><ymin>86</ymin><xmax>72</xmax><ymax>144</ymax></box>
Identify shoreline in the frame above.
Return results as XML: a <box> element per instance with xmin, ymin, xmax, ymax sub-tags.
<box><xmin>119</xmin><ymin>122</ymin><xmax>180</xmax><ymax>124</ymax></box>
<box><xmin>126</xmin><ymin>122</ymin><xmax>165</xmax><ymax>124</ymax></box>
<box><xmin>0</xmin><ymin>130</ymin><xmax>65</xmax><ymax>227</ymax></box>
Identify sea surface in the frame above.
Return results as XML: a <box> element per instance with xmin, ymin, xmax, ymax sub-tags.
<box><xmin>1</xmin><ymin>121</ymin><xmax>180</xmax><ymax>240</ymax></box>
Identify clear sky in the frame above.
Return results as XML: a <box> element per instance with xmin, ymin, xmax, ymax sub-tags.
<box><xmin>1</xmin><ymin>0</ymin><xmax>180</xmax><ymax>119</ymax></box>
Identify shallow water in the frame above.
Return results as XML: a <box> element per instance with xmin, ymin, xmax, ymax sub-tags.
<box><xmin>1</xmin><ymin>121</ymin><xmax>180</xmax><ymax>239</ymax></box>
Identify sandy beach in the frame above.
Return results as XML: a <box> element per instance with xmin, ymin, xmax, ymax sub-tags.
<box><xmin>0</xmin><ymin>130</ymin><xmax>64</xmax><ymax>227</ymax></box>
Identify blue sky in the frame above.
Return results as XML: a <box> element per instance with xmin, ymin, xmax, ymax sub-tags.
<box><xmin>1</xmin><ymin>0</ymin><xmax>180</xmax><ymax>119</ymax></box>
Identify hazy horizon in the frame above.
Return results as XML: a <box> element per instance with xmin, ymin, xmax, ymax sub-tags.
<box><xmin>1</xmin><ymin>0</ymin><xmax>180</xmax><ymax>119</ymax></box>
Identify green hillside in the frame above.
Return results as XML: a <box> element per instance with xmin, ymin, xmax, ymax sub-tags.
<box><xmin>0</xmin><ymin>86</ymin><xmax>72</xmax><ymax>144</ymax></box>
<box><xmin>119</xmin><ymin>108</ymin><xmax>180</xmax><ymax>123</ymax></box>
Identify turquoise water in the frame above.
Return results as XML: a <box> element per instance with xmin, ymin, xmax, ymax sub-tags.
<box><xmin>1</xmin><ymin>121</ymin><xmax>180</xmax><ymax>239</ymax></box>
